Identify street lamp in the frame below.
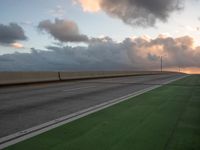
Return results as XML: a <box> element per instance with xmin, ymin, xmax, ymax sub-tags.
<box><xmin>160</xmin><ymin>56</ymin><xmax>163</xmax><ymax>72</ymax></box>
<box><xmin>160</xmin><ymin>54</ymin><xmax>167</xmax><ymax>72</ymax></box>
<box><xmin>178</xmin><ymin>65</ymin><xmax>181</xmax><ymax>73</ymax></box>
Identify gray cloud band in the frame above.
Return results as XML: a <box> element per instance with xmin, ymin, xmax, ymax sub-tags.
<box><xmin>0</xmin><ymin>35</ymin><xmax>199</xmax><ymax>71</ymax></box>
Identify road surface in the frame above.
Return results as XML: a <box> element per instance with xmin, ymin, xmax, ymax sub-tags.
<box><xmin>0</xmin><ymin>73</ymin><xmax>184</xmax><ymax>138</ymax></box>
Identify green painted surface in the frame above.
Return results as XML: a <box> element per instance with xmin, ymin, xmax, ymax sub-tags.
<box><xmin>5</xmin><ymin>75</ymin><xmax>200</xmax><ymax>150</ymax></box>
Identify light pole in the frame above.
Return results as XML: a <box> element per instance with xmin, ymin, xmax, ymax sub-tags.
<box><xmin>160</xmin><ymin>54</ymin><xmax>167</xmax><ymax>72</ymax></box>
<box><xmin>178</xmin><ymin>65</ymin><xmax>181</xmax><ymax>73</ymax></box>
<box><xmin>160</xmin><ymin>56</ymin><xmax>163</xmax><ymax>72</ymax></box>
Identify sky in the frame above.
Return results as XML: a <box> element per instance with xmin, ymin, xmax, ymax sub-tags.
<box><xmin>0</xmin><ymin>0</ymin><xmax>200</xmax><ymax>73</ymax></box>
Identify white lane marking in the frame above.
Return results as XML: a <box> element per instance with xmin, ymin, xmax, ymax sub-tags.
<box><xmin>0</xmin><ymin>75</ymin><xmax>189</xmax><ymax>150</ymax></box>
<box><xmin>63</xmin><ymin>86</ymin><xmax>96</xmax><ymax>92</ymax></box>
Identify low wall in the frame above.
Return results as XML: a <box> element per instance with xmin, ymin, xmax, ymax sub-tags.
<box><xmin>0</xmin><ymin>71</ymin><xmax>176</xmax><ymax>86</ymax></box>
<box><xmin>59</xmin><ymin>71</ymin><xmax>158</xmax><ymax>80</ymax></box>
<box><xmin>0</xmin><ymin>72</ymin><xmax>59</xmax><ymax>85</ymax></box>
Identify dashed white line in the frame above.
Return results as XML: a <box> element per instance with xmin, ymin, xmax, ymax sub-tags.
<box><xmin>63</xmin><ymin>86</ymin><xmax>96</xmax><ymax>92</ymax></box>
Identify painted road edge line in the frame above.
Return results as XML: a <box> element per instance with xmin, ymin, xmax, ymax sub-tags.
<box><xmin>0</xmin><ymin>75</ymin><xmax>189</xmax><ymax>149</ymax></box>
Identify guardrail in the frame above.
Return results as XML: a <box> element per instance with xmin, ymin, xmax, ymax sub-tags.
<box><xmin>0</xmin><ymin>71</ymin><xmax>178</xmax><ymax>86</ymax></box>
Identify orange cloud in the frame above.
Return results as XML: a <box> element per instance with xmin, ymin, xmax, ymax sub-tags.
<box><xmin>11</xmin><ymin>43</ymin><xmax>24</xmax><ymax>49</ymax></box>
<box><xmin>161</xmin><ymin>67</ymin><xmax>200</xmax><ymax>74</ymax></box>
<box><xmin>75</xmin><ymin>0</ymin><xmax>101</xmax><ymax>12</ymax></box>
<box><xmin>181</xmin><ymin>67</ymin><xmax>200</xmax><ymax>74</ymax></box>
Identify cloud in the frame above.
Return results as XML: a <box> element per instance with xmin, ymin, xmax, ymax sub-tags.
<box><xmin>185</xmin><ymin>25</ymin><xmax>196</xmax><ymax>32</ymax></box>
<box><xmin>20</xmin><ymin>21</ymin><xmax>34</xmax><ymax>26</ymax></box>
<box><xmin>48</xmin><ymin>5</ymin><xmax>65</xmax><ymax>18</ymax></box>
<box><xmin>137</xmin><ymin>35</ymin><xmax>200</xmax><ymax>68</ymax></box>
<box><xmin>0</xmin><ymin>35</ymin><xmax>200</xmax><ymax>71</ymax></box>
<box><xmin>10</xmin><ymin>42</ymin><xmax>24</xmax><ymax>49</ymax></box>
<box><xmin>38</xmin><ymin>19</ymin><xmax>89</xmax><ymax>43</ymax></box>
<box><xmin>75</xmin><ymin>0</ymin><xmax>184</xmax><ymax>26</ymax></box>
<box><xmin>74</xmin><ymin>0</ymin><xmax>101</xmax><ymax>12</ymax></box>
<box><xmin>0</xmin><ymin>23</ymin><xmax>27</xmax><ymax>45</ymax></box>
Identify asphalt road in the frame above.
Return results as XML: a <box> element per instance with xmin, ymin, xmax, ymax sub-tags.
<box><xmin>0</xmin><ymin>73</ymin><xmax>184</xmax><ymax>138</ymax></box>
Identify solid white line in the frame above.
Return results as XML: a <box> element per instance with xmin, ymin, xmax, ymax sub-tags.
<box><xmin>0</xmin><ymin>75</ymin><xmax>188</xmax><ymax>150</ymax></box>
<box><xmin>63</xmin><ymin>86</ymin><xmax>96</xmax><ymax>92</ymax></box>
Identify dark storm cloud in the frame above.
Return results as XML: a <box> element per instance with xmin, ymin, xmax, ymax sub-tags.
<box><xmin>38</xmin><ymin>19</ymin><xmax>89</xmax><ymax>43</ymax></box>
<box><xmin>76</xmin><ymin>0</ymin><xmax>184</xmax><ymax>27</ymax></box>
<box><xmin>0</xmin><ymin>23</ymin><xmax>27</xmax><ymax>44</ymax></box>
<box><xmin>1</xmin><ymin>35</ymin><xmax>200</xmax><ymax>71</ymax></box>
<box><xmin>100</xmin><ymin>0</ymin><xmax>184</xmax><ymax>26</ymax></box>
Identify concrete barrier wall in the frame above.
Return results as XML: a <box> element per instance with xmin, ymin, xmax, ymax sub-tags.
<box><xmin>0</xmin><ymin>71</ymin><xmax>176</xmax><ymax>86</ymax></box>
<box><xmin>0</xmin><ymin>72</ymin><xmax>59</xmax><ymax>85</ymax></box>
<box><xmin>59</xmin><ymin>71</ymin><xmax>171</xmax><ymax>80</ymax></box>
<box><xmin>59</xmin><ymin>71</ymin><xmax>133</xmax><ymax>80</ymax></box>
